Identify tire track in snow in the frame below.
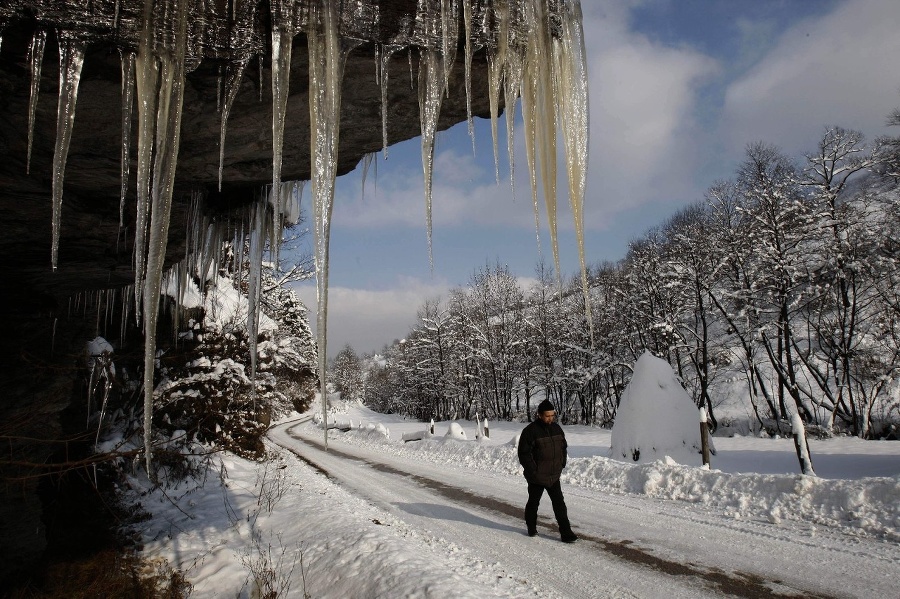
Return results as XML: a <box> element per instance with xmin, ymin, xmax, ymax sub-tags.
<box><xmin>272</xmin><ymin>422</ymin><xmax>836</xmax><ymax>599</ymax></box>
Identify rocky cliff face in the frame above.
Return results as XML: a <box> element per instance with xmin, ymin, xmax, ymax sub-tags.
<box><xmin>0</xmin><ymin>2</ymin><xmax>499</xmax><ymax>583</ymax></box>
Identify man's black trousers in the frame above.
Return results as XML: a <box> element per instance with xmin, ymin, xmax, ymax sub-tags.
<box><xmin>524</xmin><ymin>480</ymin><xmax>572</xmax><ymax>534</ymax></box>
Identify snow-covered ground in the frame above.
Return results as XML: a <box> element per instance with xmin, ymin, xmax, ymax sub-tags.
<box><xmin>128</xmin><ymin>402</ymin><xmax>899</xmax><ymax>598</ymax></box>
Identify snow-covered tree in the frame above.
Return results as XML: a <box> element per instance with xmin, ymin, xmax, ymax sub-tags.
<box><xmin>330</xmin><ymin>344</ymin><xmax>363</xmax><ymax>402</ymax></box>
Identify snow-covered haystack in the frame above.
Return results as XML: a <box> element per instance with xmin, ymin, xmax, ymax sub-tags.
<box><xmin>610</xmin><ymin>351</ymin><xmax>703</xmax><ymax>465</ymax></box>
<box><xmin>445</xmin><ymin>422</ymin><xmax>467</xmax><ymax>440</ymax></box>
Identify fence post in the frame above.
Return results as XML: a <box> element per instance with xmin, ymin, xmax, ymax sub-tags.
<box><xmin>699</xmin><ymin>407</ymin><xmax>711</xmax><ymax>467</ymax></box>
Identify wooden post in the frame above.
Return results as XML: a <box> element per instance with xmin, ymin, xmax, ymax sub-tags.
<box><xmin>699</xmin><ymin>407</ymin><xmax>711</xmax><ymax>467</ymax></box>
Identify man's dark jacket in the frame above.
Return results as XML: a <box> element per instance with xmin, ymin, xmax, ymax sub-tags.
<box><xmin>517</xmin><ymin>418</ymin><xmax>568</xmax><ymax>486</ymax></box>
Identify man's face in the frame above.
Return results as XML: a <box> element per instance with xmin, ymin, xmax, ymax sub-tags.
<box><xmin>539</xmin><ymin>410</ymin><xmax>555</xmax><ymax>424</ymax></box>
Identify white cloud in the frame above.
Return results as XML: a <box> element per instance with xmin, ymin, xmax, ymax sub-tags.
<box><xmin>581</xmin><ymin>2</ymin><xmax>720</xmax><ymax>223</ymax></box>
<box><xmin>721</xmin><ymin>0</ymin><xmax>900</xmax><ymax>156</ymax></box>
<box><xmin>292</xmin><ymin>277</ymin><xmax>454</xmax><ymax>357</ymax></box>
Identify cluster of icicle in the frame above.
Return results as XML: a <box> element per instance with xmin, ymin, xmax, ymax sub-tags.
<box><xmin>7</xmin><ymin>0</ymin><xmax>589</xmax><ymax>473</ymax></box>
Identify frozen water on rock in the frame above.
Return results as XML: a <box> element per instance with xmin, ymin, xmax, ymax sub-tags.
<box><xmin>528</xmin><ymin>0</ymin><xmax>560</xmax><ymax>278</ymax></box>
<box><xmin>554</xmin><ymin>0</ymin><xmax>592</xmax><ymax>337</ymax></box>
<box><xmin>119</xmin><ymin>50</ymin><xmax>136</xmax><ymax>228</ymax></box>
<box><xmin>27</xmin><ymin>29</ymin><xmax>46</xmax><ymax>176</ymax></box>
<box><xmin>418</xmin><ymin>48</ymin><xmax>444</xmax><ymax>267</ymax></box>
<box><xmin>378</xmin><ymin>44</ymin><xmax>403</xmax><ymax>157</ymax></box>
<box><xmin>269</xmin><ymin>0</ymin><xmax>302</xmax><ymax>253</ymax></box>
<box><xmin>133</xmin><ymin>0</ymin><xmax>160</xmax><ymax>321</ymax></box>
<box><xmin>440</xmin><ymin>0</ymin><xmax>459</xmax><ymax>95</ymax></box>
<box><xmin>50</xmin><ymin>31</ymin><xmax>86</xmax><ymax>272</ymax></box>
<box><xmin>218</xmin><ymin>58</ymin><xmax>248</xmax><ymax>192</ymax></box>
<box><xmin>486</xmin><ymin>0</ymin><xmax>513</xmax><ymax>184</ymax></box>
<box><xmin>141</xmin><ymin>0</ymin><xmax>189</xmax><ymax>477</ymax></box>
<box><xmin>308</xmin><ymin>0</ymin><xmax>348</xmax><ymax>443</ymax></box>
<box><xmin>462</xmin><ymin>0</ymin><xmax>475</xmax><ymax>153</ymax></box>
<box><xmin>247</xmin><ymin>195</ymin><xmax>267</xmax><ymax>394</ymax></box>
<box><xmin>9</xmin><ymin>0</ymin><xmax>590</xmax><ymax>471</ymax></box>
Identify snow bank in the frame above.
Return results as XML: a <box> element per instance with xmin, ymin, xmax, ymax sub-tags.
<box><xmin>565</xmin><ymin>456</ymin><xmax>899</xmax><ymax>541</ymax></box>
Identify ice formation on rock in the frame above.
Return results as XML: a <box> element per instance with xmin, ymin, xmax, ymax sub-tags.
<box><xmin>5</xmin><ymin>0</ymin><xmax>590</xmax><ymax>470</ymax></box>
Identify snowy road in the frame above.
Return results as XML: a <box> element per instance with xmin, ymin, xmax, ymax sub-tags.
<box><xmin>268</xmin><ymin>420</ymin><xmax>898</xmax><ymax>598</ymax></box>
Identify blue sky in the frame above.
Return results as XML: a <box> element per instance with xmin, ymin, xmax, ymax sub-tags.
<box><xmin>293</xmin><ymin>0</ymin><xmax>900</xmax><ymax>358</ymax></box>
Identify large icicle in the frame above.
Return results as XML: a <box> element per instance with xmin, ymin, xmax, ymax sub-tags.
<box><xmin>504</xmin><ymin>36</ymin><xmax>524</xmax><ymax>191</ymax></box>
<box><xmin>133</xmin><ymin>0</ymin><xmax>160</xmax><ymax>320</ymax></box>
<box><xmin>379</xmin><ymin>44</ymin><xmax>401</xmax><ymax>157</ymax></box>
<box><xmin>462</xmin><ymin>0</ymin><xmax>474</xmax><ymax>152</ymax></box>
<box><xmin>26</xmin><ymin>29</ymin><xmax>47</xmax><ymax>175</ymax></box>
<box><xmin>119</xmin><ymin>50</ymin><xmax>136</xmax><ymax>228</ymax></box>
<box><xmin>50</xmin><ymin>31</ymin><xmax>86</xmax><ymax>271</ymax></box>
<box><xmin>440</xmin><ymin>0</ymin><xmax>459</xmax><ymax>94</ymax></box>
<box><xmin>555</xmin><ymin>0</ymin><xmax>592</xmax><ymax>340</ymax></box>
<box><xmin>308</xmin><ymin>0</ymin><xmax>346</xmax><ymax>448</ymax></box>
<box><xmin>142</xmin><ymin>0</ymin><xmax>189</xmax><ymax>478</ymax></box>
<box><xmin>268</xmin><ymin>0</ymin><xmax>299</xmax><ymax>269</ymax></box>
<box><xmin>246</xmin><ymin>193</ymin><xmax>267</xmax><ymax>400</ymax></box>
<box><xmin>418</xmin><ymin>48</ymin><xmax>444</xmax><ymax>266</ymax></box>
<box><xmin>525</xmin><ymin>0</ymin><xmax>560</xmax><ymax>277</ymax></box>
<box><xmin>218</xmin><ymin>58</ymin><xmax>247</xmax><ymax>191</ymax></box>
<box><xmin>519</xmin><ymin>46</ymin><xmax>542</xmax><ymax>248</ymax></box>
<box><xmin>486</xmin><ymin>1</ymin><xmax>508</xmax><ymax>184</ymax></box>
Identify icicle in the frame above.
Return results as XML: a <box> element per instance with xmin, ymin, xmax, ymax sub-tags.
<box><xmin>134</xmin><ymin>0</ymin><xmax>160</xmax><ymax>320</ymax></box>
<box><xmin>504</xmin><ymin>48</ymin><xmax>524</xmax><ymax>191</ymax></box>
<box><xmin>119</xmin><ymin>50</ymin><xmax>136</xmax><ymax>228</ymax></box>
<box><xmin>26</xmin><ymin>29</ymin><xmax>47</xmax><ymax>175</ymax></box>
<box><xmin>440</xmin><ymin>0</ymin><xmax>459</xmax><ymax>95</ymax></box>
<box><xmin>308</xmin><ymin>0</ymin><xmax>347</xmax><ymax>448</ymax></box>
<box><xmin>257</xmin><ymin>54</ymin><xmax>264</xmax><ymax>102</ymax></box>
<box><xmin>246</xmin><ymin>194</ymin><xmax>266</xmax><ymax>397</ymax></box>
<box><xmin>360</xmin><ymin>152</ymin><xmax>375</xmax><ymax>199</ymax></box>
<box><xmin>269</xmin><ymin>0</ymin><xmax>300</xmax><ymax>262</ymax></box>
<box><xmin>418</xmin><ymin>49</ymin><xmax>444</xmax><ymax>267</ymax></box>
<box><xmin>554</xmin><ymin>0</ymin><xmax>592</xmax><ymax>341</ymax></box>
<box><xmin>462</xmin><ymin>0</ymin><xmax>475</xmax><ymax>153</ymax></box>
<box><xmin>486</xmin><ymin>0</ymin><xmax>509</xmax><ymax>185</ymax></box>
<box><xmin>519</xmin><ymin>35</ymin><xmax>542</xmax><ymax>251</ymax></box>
<box><xmin>218</xmin><ymin>58</ymin><xmax>247</xmax><ymax>191</ymax></box>
<box><xmin>51</xmin><ymin>316</ymin><xmax>57</xmax><ymax>358</ymax></box>
<box><xmin>273</xmin><ymin>179</ymin><xmax>296</xmax><ymax>269</ymax></box>
<box><xmin>379</xmin><ymin>45</ymin><xmax>401</xmax><ymax>158</ymax></box>
<box><xmin>50</xmin><ymin>31</ymin><xmax>86</xmax><ymax>271</ymax></box>
<box><xmin>523</xmin><ymin>0</ymin><xmax>559</xmax><ymax>278</ymax></box>
<box><xmin>143</xmin><ymin>0</ymin><xmax>189</xmax><ymax>479</ymax></box>
<box><xmin>216</xmin><ymin>65</ymin><xmax>223</xmax><ymax>112</ymax></box>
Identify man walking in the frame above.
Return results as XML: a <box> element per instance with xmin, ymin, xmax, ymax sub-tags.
<box><xmin>517</xmin><ymin>399</ymin><xmax>578</xmax><ymax>542</ymax></box>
